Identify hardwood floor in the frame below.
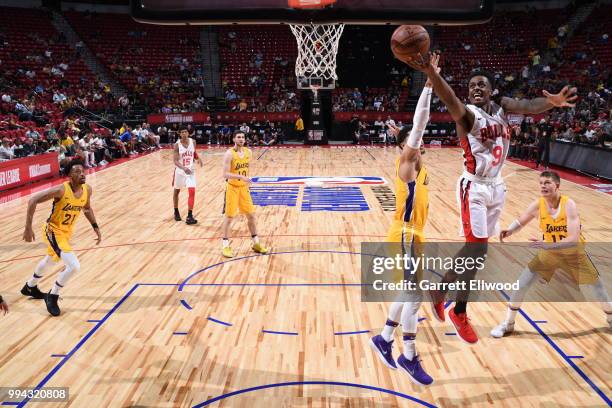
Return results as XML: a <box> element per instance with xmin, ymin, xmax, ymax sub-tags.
<box><xmin>0</xmin><ymin>146</ymin><xmax>609</xmax><ymax>407</ymax></box>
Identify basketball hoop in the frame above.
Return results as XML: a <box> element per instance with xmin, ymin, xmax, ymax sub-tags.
<box><xmin>290</xmin><ymin>22</ymin><xmax>345</xmax><ymax>85</ymax></box>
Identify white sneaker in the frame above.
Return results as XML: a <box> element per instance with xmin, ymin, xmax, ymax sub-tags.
<box><xmin>490</xmin><ymin>321</ymin><xmax>515</xmax><ymax>338</ymax></box>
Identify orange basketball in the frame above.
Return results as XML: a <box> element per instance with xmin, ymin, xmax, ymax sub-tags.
<box><xmin>390</xmin><ymin>25</ymin><xmax>430</xmax><ymax>63</ymax></box>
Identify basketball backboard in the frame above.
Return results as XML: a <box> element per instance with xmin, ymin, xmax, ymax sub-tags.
<box><xmin>131</xmin><ymin>0</ymin><xmax>495</xmax><ymax>25</ymax></box>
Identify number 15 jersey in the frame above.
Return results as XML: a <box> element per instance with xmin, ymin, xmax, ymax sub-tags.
<box><xmin>227</xmin><ymin>147</ymin><xmax>251</xmax><ymax>187</ymax></box>
<box><xmin>47</xmin><ymin>181</ymin><xmax>88</xmax><ymax>236</ymax></box>
<box><xmin>462</xmin><ymin>103</ymin><xmax>511</xmax><ymax>179</ymax></box>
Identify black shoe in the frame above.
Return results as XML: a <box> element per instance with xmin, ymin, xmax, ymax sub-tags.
<box><xmin>45</xmin><ymin>291</ymin><xmax>61</xmax><ymax>316</ymax></box>
<box><xmin>21</xmin><ymin>283</ymin><xmax>46</xmax><ymax>299</ymax></box>
<box><xmin>174</xmin><ymin>212</ymin><xmax>182</xmax><ymax>221</ymax></box>
<box><xmin>185</xmin><ymin>215</ymin><xmax>198</xmax><ymax>225</ymax></box>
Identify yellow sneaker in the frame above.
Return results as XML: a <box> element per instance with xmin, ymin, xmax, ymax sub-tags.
<box><xmin>222</xmin><ymin>247</ymin><xmax>234</xmax><ymax>258</ymax></box>
<box><xmin>252</xmin><ymin>243</ymin><xmax>269</xmax><ymax>254</ymax></box>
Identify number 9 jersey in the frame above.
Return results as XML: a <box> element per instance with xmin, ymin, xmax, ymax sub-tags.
<box><xmin>462</xmin><ymin>103</ymin><xmax>510</xmax><ymax>179</ymax></box>
<box><xmin>457</xmin><ymin>103</ymin><xmax>510</xmax><ymax>241</ymax></box>
<box><xmin>44</xmin><ymin>181</ymin><xmax>88</xmax><ymax>261</ymax></box>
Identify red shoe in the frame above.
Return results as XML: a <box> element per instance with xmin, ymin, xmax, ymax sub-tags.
<box><xmin>449</xmin><ymin>309</ymin><xmax>478</xmax><ymax>344</ymax></box>
<box><xmin>429</xmin><ymin>290</ymin><xmax>445</xmax><ymax>322</ymax></box>
<box><xmin>431</xmin><ymin>301</ymin><xmax>445</xmax><ymax>322</ymax></box>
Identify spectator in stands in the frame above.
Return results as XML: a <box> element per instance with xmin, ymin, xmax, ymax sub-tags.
<box><xmin>239</xmin><ymin>122</ymin><xmax>250</xmax><ymax>135</ymax></box>
<box><xmin>536</xmin><ymin>119</ymin><xmax>552</xmax><ymax>169</ymax></box>
<box><xmin>120</xmin><ymin>126</ymin><xmax>134</xmax><ymax>154</ymax></box>
<box><xmin>53</xmin><ymin>90</ymin><xmax>67</xmax><ymax>104</ymax></box>
<box><xmin>20</xmin><ymin>137</ymin><xmax>37</xmax><ymax>157</ymax></box>
<box><xmin>60</xmin><ymin>132</ymin><xmax>75</xmax><ymax>155</ymax></box>
<box><xmin>582</xmin><ymin>125</ymin><xmax>598</xmax><ymax>145</ymax></box>
<box><xmin>238</xmin><ymin>99</ymin><xmax>248</xmax><ymax>112</ymax></box>
<box><xmin>15</xmin><ymin>100</ymin><xmax>33</xmax><ymax>121</ymax></box>
<box><xmin>0</xmin><ymin>137</ymin><xmax>15</xmax><ymax>161</ymax></box>
<box><xmin>25</xmin><ymin>127</ymin><xmax>41</xmax><ymax>140</ymax></box>
<box><xmin>78</xmin><ymin>133</ymin><xmax>97</xmax><ymax>167</ymax></box>
<box><xmin>217</xmin><ymin>124</ymin><xmax>229</xmax><ymax>145</ymax></box>
<box><xmin>509</xmin><ymin>128</ymin><xmax>520</xmax><ymax>158</ymax></box>
<box><xmin>143</xmin><ymin>123</ymin><xmax>160</xmax><ymax>148</ymax></box>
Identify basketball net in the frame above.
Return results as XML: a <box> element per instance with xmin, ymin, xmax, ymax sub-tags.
<box><xmin>290</xmin><ymin>22</ymin><xmax>345</xmax><ymax>88</ymax></box>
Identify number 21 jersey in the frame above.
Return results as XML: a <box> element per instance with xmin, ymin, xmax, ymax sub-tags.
<box><xmin>47</xmin><ymin>181</ymin><xmax>88</xmax><ymax>236</ymax></box>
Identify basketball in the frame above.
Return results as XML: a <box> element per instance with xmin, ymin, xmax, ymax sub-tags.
<box><xmin>390</xmin><ymin>25</ymin><xmax>430</xmax><ymax>63</ymax></box>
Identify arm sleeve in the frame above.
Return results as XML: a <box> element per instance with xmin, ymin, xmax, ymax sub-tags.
<box><xmin>406</xmin><ymin>87</ymin><xmax>433</xmax><ymax>149</ymax></box>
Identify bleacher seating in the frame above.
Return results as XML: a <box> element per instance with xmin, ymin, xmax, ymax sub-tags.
<box><xmin>0</xmin><ymin>7</ymin><xmax>96</xmax><ymax>140</ymax></box>
<box><xmin>64</xmin><ymin>11</ymin><xmax>202</xmax><ymax>111</ymax></box>
<box><xmin>217</xmin><ymin>25</ymin><xmax>297</xmax><ymax>110</ymax></box>
<box><xmin>433</xmin><ymin>8</ymin><xmax>568</xmax><ymax>97</ymax></box>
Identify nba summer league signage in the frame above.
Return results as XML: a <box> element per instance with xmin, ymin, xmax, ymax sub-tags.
<box><xmin>251</xmin><ymin>176</ymin><xmax>387</xmax><ymax>185</ymax></box>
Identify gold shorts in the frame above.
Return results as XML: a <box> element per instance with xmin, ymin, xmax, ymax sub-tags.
<box><xmin>386</xmin><ymin>220</ymin><xmax>425</xmax><ymax>283</ymax></box>
<box><xmin>42</xmin><ymin>224</ymin><xmax>72</xmax><ymax>261</ymax></box>
<box><xmin>223</xmin><ymin>184</ymin><xmax>255</xmax><ymax>218</ymax></box>
<box><xmin>528</xmin><ymin>246</ymin><xmax>599</xmax><ymax>285</ymax></box>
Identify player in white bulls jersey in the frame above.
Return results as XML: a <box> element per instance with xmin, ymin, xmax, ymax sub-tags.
<box><xmin>173</xmin><ymin>126</ymin><xmax>203</xmax><ymax>225</ymax></box>
<box><xmin>409</xmin><ymin>55</ymin><xmax>577</xmax><ymax>344</ymax></box>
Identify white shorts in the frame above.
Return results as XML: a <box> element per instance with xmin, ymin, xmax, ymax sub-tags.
<box><xmin>173</xmin><ymin>168</ymin><xmax>196</xmax><ymax>189</ymax></box>
<box><xmin>456</xmin><ymin>175</ymin><xmax>506</xmax><ymax>240</ymax></box>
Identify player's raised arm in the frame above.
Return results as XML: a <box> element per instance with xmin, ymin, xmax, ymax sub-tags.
<box><xmin>408</xmin><ymin>53</ymin><xmax>474</xmax><ymax>133</ymax></box>
<box><xmin>499</xmin><ymin>199</ymin><xmax>539</xmax><ymax>242</ymax></box>
<box><xmin>501</xmin><ymin>85</ymin><xmax>578</xmax><ymax>114</ymax></box>
<box><xmin>23</xmin><ymin>185</ymin><xmax>65</xmax><ymax>242</ymax></box>
<box><xmin>397</xmin><ymin>54</ymin><xmax>439</xmax><ymax>174</ymax></box>
<box><xmin>83</xmin><ymin>185</ymin><xmax>102</xmax><ymax>245</ymax></box>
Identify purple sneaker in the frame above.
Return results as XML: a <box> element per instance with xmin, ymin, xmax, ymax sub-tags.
<box><xmin>397</xmin><ymin>354</ymin><xmax>433</xmax><ymax>386</ymax></box>
<box><xmin>369</xmin><ymin>335</ymin><xmax>397</xmax><ymax>370</ymax></box>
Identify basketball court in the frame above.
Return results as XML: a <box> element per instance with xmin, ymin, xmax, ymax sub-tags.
<box><xmin>1</xmin><ymin>0</ymin><xmax>611</xmax><ymax>406</ymax></box>
<box><xmin>1</xmin><ymin>146</ymin><xmax>610</xmax><ymax>407</ymax></box>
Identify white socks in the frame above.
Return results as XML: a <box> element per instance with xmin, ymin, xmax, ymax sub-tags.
<box><xmin>28</xmin><ymin>255</ymin><xmax>54</xmax><ymax>287</ymax></box>
<box><xmin>50</xmin><ymin>252</ymin><xmax>80</xmax><ymax>295</ymax></box>
<box><xmin>505</xmin><ymin>267</ymin><xmax>539</xmax><ymax>324</ymax></box>
<box><xmin>402</xmin><ymin>334</ymin><xmax>416</xmax><ymax>360</ymax></box>
<box><xmin>381</xmin><ymin>302</ymin><xmax>403</xmax><ymax>342</ymax></box>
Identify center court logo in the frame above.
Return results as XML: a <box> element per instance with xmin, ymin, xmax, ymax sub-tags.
<box><xmin>0</xmin><ymin>168</ymin><xmax>20</xmax><ymax>187</ymax></box>
<box><xmin>29</xmin><ymin>163</ymin><xmax>51</xmax><ymax>178</ymax></box>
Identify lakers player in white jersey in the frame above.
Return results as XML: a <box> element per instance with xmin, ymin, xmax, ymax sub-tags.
<box><xmin>409</xmin><ymin>54</ymin><xmax>577</xmax><ymax>343</ymax></box>
<box><xmin>173</xmin><ymin>126</ymin><xmax>203</xmax><ymax>225</ymax></box>
<box><xmin>21</xmin><ymin>160</ymin><xmax>101</xmax><ymax>316</ymax></box>
<box><xmin>369</xmin><ymin>54</ymin><xmax>438</xmax><ymax>386</ymax></box>
<box><xmin>491</xmin><ymin>171</ymin><xmax>612</xmax><ymax>336</ymax></box>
